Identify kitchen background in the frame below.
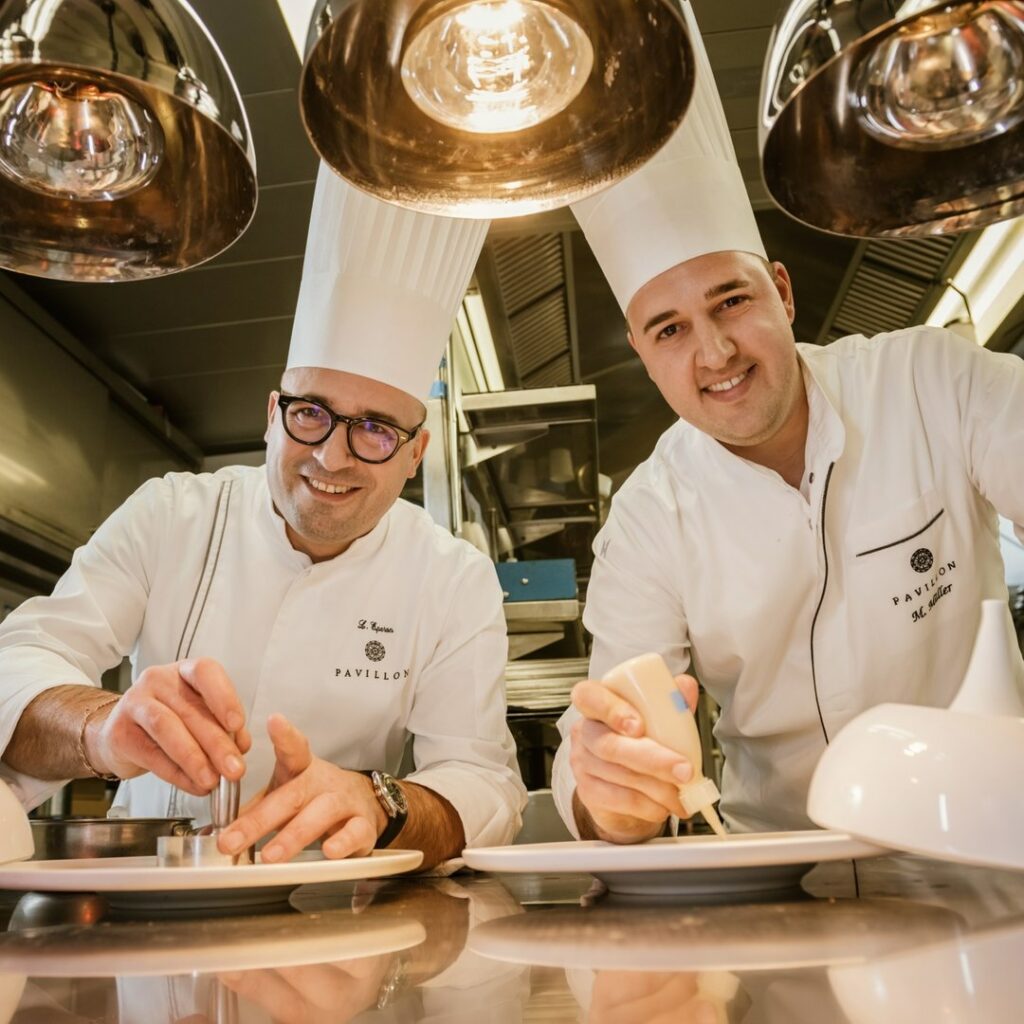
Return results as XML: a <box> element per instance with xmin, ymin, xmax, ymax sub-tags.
<box><xmin>0</xmin><ymin>0</ymin><xmax>1022</xmax><ymax>816</ymax></box>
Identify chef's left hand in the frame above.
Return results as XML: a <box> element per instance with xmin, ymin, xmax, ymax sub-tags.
<box><xmin>216</xmin><ymin>713</ymin><xmax>387</xmax><ymax>863</ymax></box>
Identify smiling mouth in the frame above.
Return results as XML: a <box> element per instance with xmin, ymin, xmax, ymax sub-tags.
<box><xmin>703</xmin><ymin>366</ymin><xmax>754</xmax><ymax>394</ymax></box>
<box><xmin>304</xmin><ymin>475</ymin><xmax>359</xmax><ymax>496</ymax></box>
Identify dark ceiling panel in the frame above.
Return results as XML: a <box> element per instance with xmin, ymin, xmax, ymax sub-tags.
<box><xmin>704</xmin><ymin>27</ymin><xmax>772</xmax><ymax>74</ymax></box>
<box><xmin>99</xmin><ymin>319</ymin><xmax>292</xmax><ymax>385</ymax></box>
<box><xmin>692</xmin><ymin>0</ymin><xmax>779</xmax><ymax>35</ymax></box>
<box><xmin>37</xmin><ymin>259</ymin><xmax>302</xmax><ymax>337</ymax></box>
<box><xmin>152</xmin><ymin>366</ymin><xmax>283</xmax><ymax>451</ymax></box>
<box><xmin>188</xmin><ymin>1</ymin><xmax>300</xmax><ymax>96</ymax></box>
<box><xmin>244</xmin><ymin>90</ymin><xmax>319</xmax><ymax>189</ymax></box>
<box><xmin>205</xmin><ymin>182</ymin><xmax>316</xmax><ymax>268</ymax></box>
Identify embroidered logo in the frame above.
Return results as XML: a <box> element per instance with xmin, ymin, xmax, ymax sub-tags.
<box><xmin>365</xmin><ymin>640</ymin><xmax>386</xmax><ymax>662</ymax></box>
<box><xmin>910</xmin><ymin>548</ymin><xmax>934</xmax><ymax>574</ymax></box>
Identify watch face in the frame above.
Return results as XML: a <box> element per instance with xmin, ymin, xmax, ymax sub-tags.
<box><xmin>375</xmin><ymin>771</ymin><xmax>408</xmax><ymax>817</ymax></box>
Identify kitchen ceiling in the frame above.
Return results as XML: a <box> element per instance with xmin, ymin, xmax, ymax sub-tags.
<box><xmin>0</xmin><ymin>0</ymin><xmax>996</xmax><ymax>486</ymax></box>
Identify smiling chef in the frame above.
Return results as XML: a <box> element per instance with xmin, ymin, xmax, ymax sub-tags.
<box><xmin>553</xmin><ymin>3</ymin><xmax>1024</xmax><ymax>845</ymax></box>
<box><xmin>0</xmin><ymin>162</ymin><xmax>526</xmax><ymax>869</ymax></box>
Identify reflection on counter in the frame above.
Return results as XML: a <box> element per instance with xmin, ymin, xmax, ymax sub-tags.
<box><xmin>0</xmin><ymin>856</ymin><xmax>1021</xmax><ymax>1022</ymax></box>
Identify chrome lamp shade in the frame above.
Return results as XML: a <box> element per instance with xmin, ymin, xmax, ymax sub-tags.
<box><xmin>0</xmin><ymin>0</ymin><xmax>257</xmax><ymax>281</ymax></box>
<box><xmin>759</xmin><ymin>1</ymin><xmax>1024</xmax><ymax>237</ymax></box>
<box><xmin>299</xmin><ymin>0</ymin><xmax>695</xmax><ymax>219</ymax></box>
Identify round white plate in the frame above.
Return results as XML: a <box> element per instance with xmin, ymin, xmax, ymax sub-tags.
<box><xmin>462</xmin><ymin>831</ymin><xmax>887</xmax><ymax>897</ymax></box>
<box><xmin>468</xmin><ymin>898</ymin><xmax>963</xmax><ymax>971</ymax></box>
<box><xmin>0</xmin><ymin>849</ymin><xmax>423</xmax><ymax>910</ymax></box>
<box><xmin>0</xmin><ymin>911</ymin><xmax>426</xmax><ymax>976</ymax></box>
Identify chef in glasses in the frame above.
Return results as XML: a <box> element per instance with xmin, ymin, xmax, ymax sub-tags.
<box><xmin>0</xmin><ymin>163</ymin><xmax>526</xmax><ymax>869</ymax></box>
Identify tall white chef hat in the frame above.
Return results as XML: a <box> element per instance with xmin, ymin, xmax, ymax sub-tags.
<box><xmin>287</xmin><ymin>162</ymin><xmax>489</xmax><ymax>399</ymax></box>
<box><xmin>571</xmin><ymin>1</ymin><xmax>765</xmax><ymax>313</ymax></box>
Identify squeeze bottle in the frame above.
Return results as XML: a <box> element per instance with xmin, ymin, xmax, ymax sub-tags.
<box><xmin>603</xmin><ymin>652</ymin><xmax>727</xmax><ymax>837</ymax></box>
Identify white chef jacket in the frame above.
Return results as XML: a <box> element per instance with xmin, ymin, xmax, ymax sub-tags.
<box><xmin>0</xmin><ymin>466</ymin><xmax>526</xmax><ymax>848</ymax></box>
<box><xmin>554</xmin><ymin>326</ymin><xmax>1024</xmax><ymax>834</ymax></box>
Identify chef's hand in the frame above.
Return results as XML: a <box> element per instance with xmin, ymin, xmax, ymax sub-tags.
<box><xmin>216</xmin><ymin>956</ymin><xmax>393</xmax><ymax>1024</ymax></box>
<box><xmin>570</xmin><ymin>673</ymin><xmax>699</xmax><ymax>844</ymax></box>
<box><xmin>217</xmin><ymin>714</ymin><xmax>387</xmax><ymax>863</ymax></box>
<box><xmin>588</xmin><ymin>971</ymin><xmax>724</xmax><ymax>1024</ymax></box>
<box><xmin>84</xmin><ymin>657</ymin><xmax>250</xmax><ymax>796</ymax></box>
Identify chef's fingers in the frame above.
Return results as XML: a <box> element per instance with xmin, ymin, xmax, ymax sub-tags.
<box><xmin>266</xmin><ymin>793</ymin><xmax>375</xmax><ymax>863</ymax></box>
<box><xmin>164</xmin><ymin>684</ymin><xmax>246</xmax><ymax>781</ymax></box>
<box><xmin>571</xmin><ymin>679</ymin><xmax>646</xmax><ymax>736</ymax></box>
<box><xmin>218</xmin><ymin>970</ymin><xmax>308</xmax><ymax>1024</ymax></box>
<box><xmin>118</xmin><ymin>697</ymin><xmax>220</xmax><ymax>792</ymax></box>
<box><xmin>235</xmin><ymin>724</ymin><xmax>252</xmax><ymax>755</ymax></box>
<box><xmin>593</xmin><ymin>970</ymin><xmax>700</xmax><ymax>1016</ymax></box>
<box><xmin>112</xmin><ymin>720</ymin><xmax>213</xmax><ymax>796</ymax></box>
<box><xmin>575</xmin><ymin>774</ymin><xmax>669</xmax><ymax>824</ymax></box>
<box><xmin>674</xmin><ymin>674</ymin><xmax>700</xmax><ymax>712</ymax></box>
<box><xmin>266</xmin><ymin>713</ymin><xmax>313</xmax><ymax>776</ymax></box>
<box><xmin>574</xmin><ymin>717</ymin><xmax>693</xmax><ymax>787</ymax></box>
<box><xmin>177</xmin><ymin>657</ymin><xmax>247</xmax><ymax>735</ymax></box>
<box><xmin>274</xmin><ymin>962</ymin><xmax>366</xmax><ymax>1010</ymax></box>
<box><xmin>320</xmin><ymin>814</ymin><xmax>378</xmax><ymax>860</ymax></box>
<box><xmin>580</xmin><ymin>750</ymin><xmax>687</xmax><ymax>819</ymax></box>
<box><xmin>218</xmin><ymin>776</ymin><xmax>347</xmax><ymax>861</ymax></box>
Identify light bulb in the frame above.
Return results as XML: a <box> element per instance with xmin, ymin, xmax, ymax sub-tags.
<box><xmin>852</xmin><ymin>2</ymin><xmax>1024</xmax><ymax>150</ymax></box>
<box><xmin>0</xmin><ymin>78</ymin><xmax>163</xmax><ymax>201</ymax></box>
<box><xmin>401</xmin><ymin>0</ymin><xmax>594</xmax><ymax>135</ymax></box>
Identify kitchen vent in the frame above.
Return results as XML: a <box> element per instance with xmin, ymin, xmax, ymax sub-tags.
<box><xmin>486</xmin><ymin>234</ymin><xmax>576</xmax><ymax>388</ymax></box>
<box><xmin>819</xmin><ymin>235</ymin><xmax>962</xmax><ymax>345</ymax></box>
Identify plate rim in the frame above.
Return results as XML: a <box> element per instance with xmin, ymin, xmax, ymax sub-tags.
<box><xmin>462</xmin><ymin>830</ymin><xmax>889</xmax><ymax>874</ymax></box>
<box><xmin>0</xmin><ymin>848</ymin><xmax>423</xmax><ymax>892</ymax></box>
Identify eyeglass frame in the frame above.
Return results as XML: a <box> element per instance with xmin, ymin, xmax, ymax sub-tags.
<box><xmin>275</xmin><ymin>393</ymin><xmax>423</xmax><ymax>464</ymax></box>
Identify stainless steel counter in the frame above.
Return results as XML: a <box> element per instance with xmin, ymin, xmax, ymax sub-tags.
<box><xmin>0</xmin><ymin>854</ymin><xmax>1021</xmax><ymax>1022</ymax></box>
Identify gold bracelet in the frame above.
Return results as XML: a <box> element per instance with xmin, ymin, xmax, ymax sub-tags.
<box><xmin>78</xmin><ymin>694</ymin><xmax>121</xmax><ymax>782</ymax></box>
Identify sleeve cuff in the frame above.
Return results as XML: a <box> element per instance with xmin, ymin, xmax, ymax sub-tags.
<box><xmin>405</xmin><ymin>764</ymin><xmax>526</xmax><ymax>850</ymax></box>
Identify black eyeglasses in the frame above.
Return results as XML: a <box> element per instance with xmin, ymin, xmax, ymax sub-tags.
<box><xmin>276</xmin><ymin>394</ymin><xmax>422</xmax><ymax>464</ymax></box>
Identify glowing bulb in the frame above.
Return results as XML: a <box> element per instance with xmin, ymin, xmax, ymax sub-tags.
<box><xmin>852</xmin><ymin>2</ymin><xmax>1024</xmax><ymax>150</ymax></box>
<box><xmin>0</xmin><ymin>78</ymin><xmax>163</xmax><ymax>201</ymax></box>
<box><xmin>401</xmin><ymin>0</ymin><xmax>594</xmax><ymax>135</ymax></box>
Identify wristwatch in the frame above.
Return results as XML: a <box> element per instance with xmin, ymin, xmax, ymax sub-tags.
<box><xmin>360</xmin><ymin>770</ymin><xmax>408</xmax><ymax>848</ymax></box>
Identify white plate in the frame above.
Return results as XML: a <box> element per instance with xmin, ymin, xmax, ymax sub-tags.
<box><xmin>462</xmin><ymin>832</ymin><xmax>887</xmax><ymax>897</ymax></box>
<box><xmin>0</xmin><ymin>912</ymin><xmax>426</xmax><ymax>977</ymax></box>
<box><xmin>0</xmin><ymin>849</ymin><xmax>423</xmax><ymax>911</ymax></box>
<box><xmin>467</xmin><ymin>898</ymin><xmax>963</xmax><ymax>971</ymax></box>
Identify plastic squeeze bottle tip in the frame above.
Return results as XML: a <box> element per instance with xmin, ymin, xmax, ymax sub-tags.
<box><xmin>602</xmin><ymin>652</ymin><xmax>727</xmax><ymax>837</ymax></box>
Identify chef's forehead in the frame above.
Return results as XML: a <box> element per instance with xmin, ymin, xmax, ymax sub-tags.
<box><xmin>626</xmin><ymin>250</ymin><xmax>776</xmax><ymax>321</ymax></box>
<box><xmin>280</xmin><ymin>366</ymin><xmax>425</xmax><ymax>423</ymax></box>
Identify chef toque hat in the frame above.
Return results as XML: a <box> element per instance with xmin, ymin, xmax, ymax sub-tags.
<box><xmin>287</xmin><ymin>162</ymin><xmax>489</xmax><ymax>399</ymax></box>
<box><xmin>571</xmin><ymin>1</ymin><xmax>765</xmax><ymax>313</ymax></box>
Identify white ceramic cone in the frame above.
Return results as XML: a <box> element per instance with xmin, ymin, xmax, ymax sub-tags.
<box><xmin>949</xmin><ymin>599</ymin><xmax>1024</xmax><ymax>717</ymax></box>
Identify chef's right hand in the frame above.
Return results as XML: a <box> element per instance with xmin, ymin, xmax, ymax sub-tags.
<box><xmin>569</xmin><ymin>674</ymin><xmax>699</xmax><ymax>844</ymax></box>
<box><xmin>82</xmin><ymin>657</ymin><xmax>250</xmax><ymax>795</ymax></box>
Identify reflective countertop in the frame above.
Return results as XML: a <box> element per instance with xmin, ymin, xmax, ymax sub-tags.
<box><xmin>0</xmin><ymin>854</ymin><xmax>1021</xmax><ymax>1023</ymax></box>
